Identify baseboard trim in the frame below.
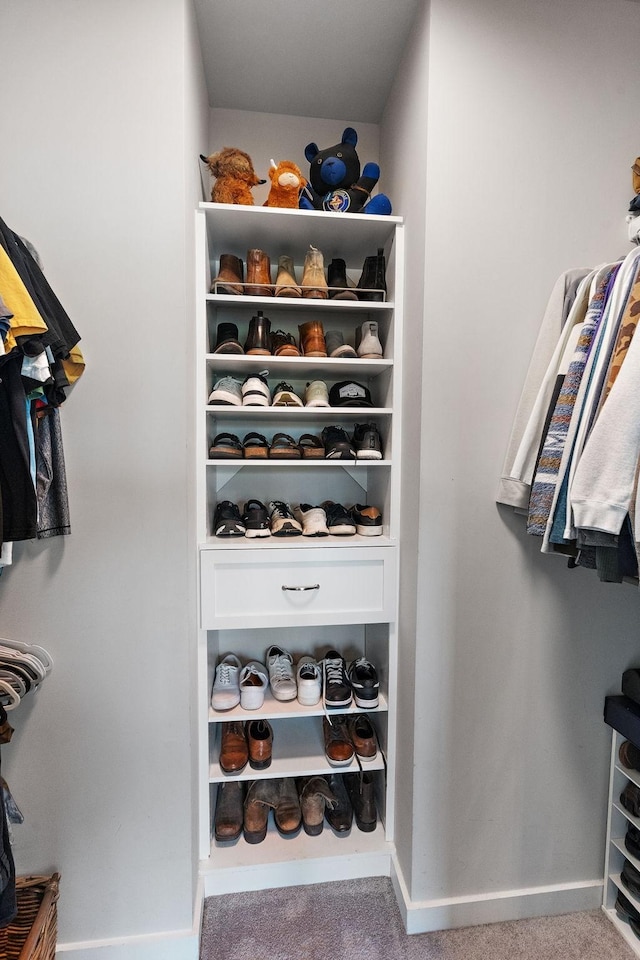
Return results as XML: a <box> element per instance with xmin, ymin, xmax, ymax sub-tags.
<box><xmin>390</xmin><ymin>854</ymin><xmax>603</xmax><ymax>934</ymax></box>
<box><xmin>56</xmin><ymin>877</ymin><xmax>204</xmax><ymax>960</ymax></box>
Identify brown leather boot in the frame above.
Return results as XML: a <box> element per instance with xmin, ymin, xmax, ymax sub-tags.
<box><xmin>219</xmin><ymin>721</ymin><xmax>248</xmax><ymax>774</ymax></box>
<box><xmin>214</xmin><ymin>780</ymin><xmax>244</xmax><ymax>841</ymax></box>
<box><xmin>211</xmin><ymin>254</ymin><xmax>243</xmax><ymax>295</ymax></box>
<box><xmin>244</xmin><ymin>311</ymin><xmax>271</xmax><ymax>355</ymax></box>
<box><xmin>301</xmin><ymin>245</ymin><xmax>328</xmax><ymax>299</ymax></box>
<box><xmin>298</xmin><ymin>319</ymin><xmax>327</xmax><ymax>358</ymax></box>
<box><xmin>244</xmin><ymin>779</ymin><xmax>280</xmax><ymax>844</ymax></box>
<box><xmin>274</xmin><ymin>778</ymin><xmax>302</xmax><ymax>836</ymax></box>
<box><xmin>247</xmin><ymin>718</ymin><xmax>273</xmax><ymax>770</ymax></box>
<box><xmin>298</xmin><ymin>776</ymin><xmax>337</xmax><ymax>836</ymax></box>
<box><xmin>245</xmin><ymin>249</ymin><xmax>273</xmax><ymax>296</ymax></box>
<box><xmin>275</xmin><ymin>255</ymin><xmax>301</xmax><ymax>298</ymax></box>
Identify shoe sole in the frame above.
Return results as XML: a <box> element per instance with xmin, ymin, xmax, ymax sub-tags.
<box><xmin>297</xmin><ymin>693</ymin><xmax>321</xmax><ymax>706</ymax></box>
<box><xmin>327</xmin><ymin>525</ymin><xmax>356</xmax><ymax>536</ymax></box>
<box><xmin>240</xmin><ymin>693</ymin><xmax>266</xmax><ymax>709</ymax></box>
<box><xmin>355</xmin><ymin>524</ymin><xmax>382</xmax><ymax>537</ymax></box>
<box><xmin>243</xmin><ymin>826</ymin><xmax>268</xmax><ymax>844</ymax></box>
<box><xmin>273</xmin><ymin>397</ymin><xmax>304</xmax><ymax>406</ymax></box>
<box><xmin>305</xmin><ymin>400</ymin><xmax>331</xmax><ymax>407</ymax></box>
<box><xmin>210</xmin><ymin>697</ymin><xmax>241</xmax><ymax>711</ymax></box>
<box><xmin>353</xmin><ymin>694</ymin><xmax>379</xmax><ymax>708</ymax></box>
<box><xmin>271</xmin><ymin>524</ymin><xmax>303</xmax><ymax>536</ymax></box>
<box><xmin>302</xmin><ymin>820</ymin><xmax>324</xmax><ymax>836</ymax></box>
<box><xmin>242</xmin><ymin>398</ymin><xmax>270</xmax><ymax>407</ymax></box>
<box><xmin>271</xmin><ymin>690</ymin><xmax>297</xmax><ymax>702</ymax></box>
<box><xmin>356</xmin><ymin>451</ymin><xmax>382</xmax><ymax>460</ymax></box>
<box><xmin>219</xmin><ymin>760</ymin><xmax>248</xmax><ymax>775</ymax></box>
<box><xmin>325</xmin><ymin>696</ymin><xmax>353</xmax><ymax>708</ymax></box>
<box><xmin>246</xmin><ymin>349</ymin><xmax>271</xmax><ymax>356</ymax></box>
<box><xmin>354</xmin><ymin>749</ymin><xmax>378</xmax><ymax>762</ymax></box>
<box><xmin>275</xmin><ymin>822</ymin><xmax>302</xmax><ymax>837</ymax></box>
<box><xmin>214</xmin><ymin>827</ymin><xmax>243</xmax><ymax>842</ymax></box>
<box><xmin>354</xmin><ymin>816</ymin><xmax>377</xmax><ymax>833</ymax></box>
<box><xmin>209</xmin><ymin>394</ymin><xmax>242</xmax><ymax>405</ymax></box>
<box><xmin>269</xmin><ymin>450</ymin><xmax>302</xmax><ymax>459</ymax></box>
<box><xmin>325</xmin><ymin>447</ymin><xmax>356</xmax><ymax>459</ymax></box>
<box><xmin>329</xmin><ymin>347</ymin><xmax>358</xmax><ymax>358</ymax></box>
<box><xmin>215</xmin><ymin>527</ymin><xmax>246</xmax><ymax>537</ymax></box>
<box><xmin>244</xmin><ymin>528</ymin><xmax>271</xmax><ymax>538</ymax></box>
<box><xmin>326</xmin><ymin>754</ymin><xmax>355</xmax><ymax>767</ymax></box>
<box><xmin>249</xmin><ymin>757</ymin><xmax>272</xmax><ymax>770</ymax></box>
<box><xmin>357</xmin><ymin>352</ymin><xmax>383</xmax><ymax>359</ymax></box>
<box><xmin>303</xmin><ymin>529</ymin><xmax>329</xmax><ymax>537</ymax></box>
<box><xmin>244</xmin><ymin>449</ymin><xmax>269</xmax><ymax>459</ymax></box>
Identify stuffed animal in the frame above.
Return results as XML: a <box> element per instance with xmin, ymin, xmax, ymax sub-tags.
<box><xmin>299</xmin><ymin>127</ymin><xmax>392</xmax><ymax>215</ymax></box>
<box><xmin>264</xmin><ymin>159</ymin><xmax>307</xmax><ymax>208</ymax></box>
<box><xmin>199</xmin><ymin>147</ymin><xmax>265</xmax><ymax>205</ymax></box>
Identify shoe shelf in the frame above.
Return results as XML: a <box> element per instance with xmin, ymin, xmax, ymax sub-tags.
<box><xmin>205</xmin><ymin>354</ymin><xmax>393</xmax><ymax>377</ymax></box>
<box><xmin>208</xmin><ymin>691</ymin><xmax>389</xmax><ymax>723</ymax></box>
<box><xmin>207</xmin><ymin>293</ymin><xmax>394</xmax><ymax>310</ymax></box>
<box><xmin>603</xmin><ymin>730</ymin><xmax>640</xmax><ymax>957</ymax></box>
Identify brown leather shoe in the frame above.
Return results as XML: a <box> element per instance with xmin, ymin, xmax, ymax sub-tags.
<box><xmin>219</xmin><ymin>721</ymin><xmax>248</xmax><ymax>774</ymax></box>
<box><xmin>298</xmin><ymin>319</ymin><xmax>327</xmax><ymax>358</ymax></box>
<box><xmin>214</xmin><ymin>780</ymin><xmax>244</xmax><ymax>841</ymax></box>
<box><xmin>301</xmin><ymin>245</ymin><xmax>328</xmax><ymax>299</ymax></box>
<box><xmin>247</xmin><ymin>718</ymin><xmax>273</xmax><ymax>770</ymax></box>
<box><xmin>298</xmin><ymin>776</ymin><xmax>337</xmax><ymax>836</ymax></box>
<box><xmin>211</xmin><ymin>253</ymin><xmax>244</xmax><ymax>295</ymax></box>
<box><xmin>323</xmin><ymin>715</ymin><xmax>354</xmax><ymax>766</ymax></box>
<box><xmin>245</xmin><ymin>249</ymin><xmax>273</xmax><ymax>296</ymax></box>
<box><xmin>271</xmin><ymin>329</ymin><xmax>301</xmax><ymax>357</ymax></box>
<box><xmin>275</xmin><ymin>255</ymin><xmax>301</xmax><ymax>298</ymax></box>
<box><xmin>274</xmin><ymin>778</ymin><xmax>302</xmax><ymax>835</ymax></box>
<box><xmin>347</xmin><ymin>714</ymin><xmax>378</xmax><ymax>761</ymax></box>
<box><xmin>244</xmin><ymin>779</ymin><xmax>279</xmax><ymax>844</ymax></box>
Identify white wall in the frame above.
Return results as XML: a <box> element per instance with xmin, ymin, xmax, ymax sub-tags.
<box><xmin>0</xmin><ymin>0</ymin><xmax>208</xmax><ymax>953</ymax></box>
<box><xmin>390</xmin><ymin>0</ymin><xmax>640</xmax><ymax>922</ymax></box>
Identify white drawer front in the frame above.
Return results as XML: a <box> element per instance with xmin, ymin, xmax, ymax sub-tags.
<box><xmin>200</xmin><ymin>546</ymin><xmax>396</xmax><ymax>629</ymax></box>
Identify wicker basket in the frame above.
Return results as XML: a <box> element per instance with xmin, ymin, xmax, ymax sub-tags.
<box><xmin>0</xmin><ymin>874</ymin><xmax>60</xmax><ymax>960</ymax></box>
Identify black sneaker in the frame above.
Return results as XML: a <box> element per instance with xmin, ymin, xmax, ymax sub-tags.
<box><xmin>347</xmin><ymin>657</ymin><xmax>379</xmax><ymax>708</ymax></box>
<box><xmin>353</xmin><ymin>422</ymin><xmax>382</xmax><ymax>460</ymax></box>
<box><xmin>350</xmin><ymin>504</ymin><xmax>383</xmax><ymax>537</ymax></box>
<box><xmin>321</xmin><ymin>425</ymin><xmax>356</xmax><ymax>460</ymax></box>
<box><xmin>213</xmin><ymin>501</ymin><xmax>246</xmax><ymax>537</ymax></box>
<box><xmin>322</xmin><ymin>501</ymin><xmax>356</xmax><ymax>536</ymax></box>
<box><xmin>242</xmin><ymin>499</ymin><xmax>270</xmax><ymax>539</ymax></box>
<box><xmin>267</xmin><ymin>500</ymin><xmax>303</xmax><ymax>537</ymax></box>
<box><xmin>322</xmin><ymin>650</ymin><xmax>352</xmax><ymax>708</ymax></box>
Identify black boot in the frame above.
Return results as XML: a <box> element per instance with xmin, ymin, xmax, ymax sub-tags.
<box><xmin>356</xmin><ymin>248</ymin><xmax>386</xmax><ymax>302</ymax></box>
<box><xmin>244</xmin><ymin>311</ymin><xmax>271</xmax><ymax>355</ymax></box>
<box><xmin>325</xmin><ymin>773</ymin><xmax>353</xmax><ymax>835</ymax></box>
<box><xmin>327</xmin><ymin>258</ymin><xmax>358</xmax><ymax>300</ymax></box>
<box><xmin>213</xmin><ymin>322</ymin><xmax>244</xmax><ymax>354</ymax></box>
<box><xmin>345</xmin><ymin>772</ymin><xmax>377</xmax><ymax>832</ymax></box>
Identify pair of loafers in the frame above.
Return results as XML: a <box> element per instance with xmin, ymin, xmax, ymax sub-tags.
<box><xmin>219</xmin><ymin>719</ymin><xmax>273</xmax><ymax>775</ymax></box>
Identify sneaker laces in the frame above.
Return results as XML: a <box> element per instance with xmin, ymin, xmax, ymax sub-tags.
<box><xmin>217</xmin><ymin>663</ymin><xmax>234</xmax><ymax>685</ymax></box>
<box><xmin>271</xmin><ymin>656</ymin><xmax>292</xmax><ymax>683</ymax></box>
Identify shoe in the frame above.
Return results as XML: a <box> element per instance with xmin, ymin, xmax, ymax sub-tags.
<box><xmin>242</xmin><ymin>373</ymin><xmax>271</xmax><ymax>406</ymax></box>
<box><xmin>301</xmin><ymin>245</ymin><xmax>328</xmax><ymax>299</ymax></box>
<box><xmin>626</xmin><ymin>823</ymin><xmax>640</xmax><ymax>859</ymax></box>
<box><xmin>356</xmin><ymin>248</ymin><xmax>386</xmax><ymax>302</ymax></box>
<box><xmin>621</xmin><ymin>782</ymin><xmax>640</xmax><ymax>817</ymax></box>
<box><xmin>272</xmin><ymin>381</ymin><xmax>304</xmax><ymax>407</ymax></box>
<box><xmin>213</xmin><ymin>321</ymin><xmax>244</xmax><ymax>354</ymax></box>
<box><xmin>271</xmin><ymin>329</ymin><xmax>301</xmax><ymax>357</ymax></box>
<box><xmin>616</xmin><ymin>890</ymin><xmax>640</xmax><ymax>923</ymax></box>
<box><xmin>327</xmin><ymin>258</ymin><xmax>358</xmax><ymax>300</ymax></box>
<box><xmin>620</xmin><ymin>740</ymin><xmax>640</xmax><ymax>771</ymax></box>
<box><xmin>208</xmin><ymin>376</ymin><xmax>242</xmax><ymax>406</ymax></box>
<box><xmin>245</xmin><ymin>249</ymin><xmax>273</xmax><ymax>296</ymax></box>
<box><xmin>239</xmin><ymin>661</ymin><xmax>269</xmax><ymax>709</ymax></box>
<box><xmin>211</xmin><ymin>653</ymin><xmax>242</xmax><ymax>710</ymax></box>
<box><xmin>270</xmin><ymin>433</ymin><xmax>302</xmax><ymax>459</ymax></box>
<box><xmin>325</xmin><ymin>329</ymin><xmax>357</xmax><ymax>359</ymax></box>
<box><xmin>268</xmin><ymin>501</ymin><xmax>303</xmax><ymax>537</ymax></box>
<box><xmin>347</xmin><ymin>657</ymin><xmax>379</xmax><ymax>708</ymax></box>
<box><xmin>211</xmin><ymin>254</ymin><xmax>243</xmax><ymax>296</ymax></box>
<box><xmin>298</xmin><ymin>319</ymin><xmax>327</xmax><ymax>357</ymax></box>
<box><xmin>242</xmin><ymin>499</ymin><xmax>271</xmax><ymax>539</ymax></box>
<box><xmin>298</xmin><ymin>433</ymin><xmax>325</xmax><ymax>459</ymax></box>
<box><xmin>244</xmin><ymin>779</ymin><xmax>278</xmax><ymax>844</ymax></box>
<box><xmin>321</xmin><ymin>425</ymin><xmax>356</xmax><ymax>460</ymax></box>
<box><xmin>323</xmin><ymin>715</ymin><xmax>354</xmax><ymax>766</ymax></box>
<box><xmin>325</xmin><ymin>773</ymin><xmax>353</xmax><ymax>834</ymax></box>
<box><xmin>296</xmin><ymin>656</ymin><xmax>322</xmax><ymax>705</ymax></box>
<box><xmin>322</xmin><ymin>650</ymin><xmax>352</xmax><ymax>708</ymax></box>
<box><xmin>353</xmin><ymin>422</ymin><xmax>383</xmax><ymax>459</ymax></box>
<box><xmin>622</xmin><ymin>858</ymin><xmax>640</xmax><ymax>898</ymax></box>
<box><xmin>247</xmin><ymin>718</ymin><xmax>273</xmax><ymax>770</ymax></box>
<box><xmin>244</xmin><ymin>311</ymin><xmax>271</xmax><ymax>355</ymax></box>
<box><xmin>274</xmin><ymin>778</ymin><xmax>302</xmax><ymax>836</ymax></box>
<box><xmin>322</xmin><ymin>501</ymin><xmax>357</xmax><ymax>536</ymax></box>
<box><xmin>209</xmin><ymin>432</ymin><xmax>243</xmax><ymax>459</ymax></box>
<box><xmin>345</xmin><ymin>772</ymin><xmax>377</xmax><ymax>832</ymax></box>
<box><xmin>219</xmin><ymin>721</ymin><xmax>248</xmax><ymax>774</ymax></box>
<box><xmin>304</xmin><ymin>380</ymin><xmax>330</xmax><ymax>407</ymax></box>
<box><xmin>214</xmin><ymin>780</ymin><xmax>244</xmax><ymax>842</ymax></box>
<box><xmin>275</xmin><ymin>255</ymin><xmax>302</xmax><ymax>298</ymax></box>
<box><xmin>292</xmin><ymin>503</ymin><xmax>329</xmax><ymax>537</ymax></box>
<box><xmin>266</xmin><ymin>645</ymin><xmax>297</xmax><ymax>700</ymax></box>
<box><xmin>347</xmin><ymin>714</ymin><xmax>378</xmax><ymax>760</ymax></box>
<box><xmin>213</xmin><ymin>501</ymin><xmax>246</xmax><ymax>537</ymax></box>
<box><xmin>298</xmin><ymin>776</ymin><xmax>337</xmax><ymax>836</ymax></box>
<box><xmin>356</xmin><ymin>320</ymin><xmax>383</xmax><ymax>359</ymax></box>
<box><xmin>351</xmin><ymin>504</ymin><xmax>383</xmax><ymax>537</ymax></box>
<box><xmin>242</xmin><ymin>432</ymin><xmax>270</xmax><ymax>459</ymax></box>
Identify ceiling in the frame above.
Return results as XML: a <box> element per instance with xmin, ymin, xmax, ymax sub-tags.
<box><xmin>193</xmin><ymin>0</ymin><xmax>422</xmax><ymax>124</ymax></box>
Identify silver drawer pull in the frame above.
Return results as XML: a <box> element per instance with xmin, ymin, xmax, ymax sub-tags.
<box><xmin>281</xmin><ymin>583</ymin><xmax>320</xmax><ymax>592</ymax></box>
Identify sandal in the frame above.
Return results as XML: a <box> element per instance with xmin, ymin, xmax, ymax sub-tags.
<box><xmin>298</xmin><ymin>433</ymin><xmax>325</xmax><ymax>459</ymax></box>
<box><xmin>269</xmin><ymin>433</ymin><xmax>302</xmax><ymax>459</ymax></box>
<box><xmin>209</xmin><ymin>432</ymin><xmax>243</xmax><ymax>459</ymax></box>
<box><xmin>242</xmin><ymin>432</ymin><xmax>270</xmax><ymax>459</ymax></box>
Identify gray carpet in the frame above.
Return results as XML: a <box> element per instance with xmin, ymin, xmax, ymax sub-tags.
<box><xmin>200</xmin><ymin>877</ymin><xmax>635</xmax><ymax>960</ymax></box>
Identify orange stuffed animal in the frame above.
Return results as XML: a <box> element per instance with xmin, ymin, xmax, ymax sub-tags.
<box><xmin>263</xmin><ymin>159</ymin><xmax>307</xmax><ymax>209</ymax></box>
<box><xmin>200</xmin><ymin>147</ymin><xmax>265</xmax><ymax>205</ymax></box>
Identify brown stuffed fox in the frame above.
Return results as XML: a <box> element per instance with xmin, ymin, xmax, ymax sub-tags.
<box><xmin>263</xmin><ymin>159</ymin><xmax>307</xmax><ymax>209</ymax></box>
<box><xmin>200</xmin><ymin>147</ymin><xmax>265</xmax><ymax>205</ymax></box>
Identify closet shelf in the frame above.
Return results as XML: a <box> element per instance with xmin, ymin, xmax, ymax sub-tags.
<box><xmin>208</xmin><ymin>692</ymin><xmax>389</xmax><ymax>724</ymax></box>
<box><xmin>199</xmin><ymin>534</ymin><xmax>395</xmax><ymax>550</ymax></box>
<box><xmin>205</xmin><ymin>406</ymin><xmax>392</xmax><ymax>417</ymax></box>
<box><xmin>206</xmin><ymin>294</ymin><xmax>394</xmax><ymax>311</ymax></box>
<box><xmin>205</xmin><ymin>355</ymin><xmax>393</xmax><ymax>377</ymax></box>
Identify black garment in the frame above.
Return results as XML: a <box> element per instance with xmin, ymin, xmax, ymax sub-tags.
<box><xmin>0</xmin><ymin>353</ymin><xmax>37</xmax><ymax>543</ymax></box>
<box><xmin>36</xmin><ymin>407</ymin><xmax>71</xmax><ymax>539</ymax></box>
<box><xmin>0</xmin><ymin>717</ymin><xmax>16</xmax><ymax>928</ymax></box>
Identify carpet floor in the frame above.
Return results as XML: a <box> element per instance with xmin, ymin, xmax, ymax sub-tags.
<box><xmin>200</xmin><ymin>877</ymin><xmax>635</xmax><ymax>960</ymax></box>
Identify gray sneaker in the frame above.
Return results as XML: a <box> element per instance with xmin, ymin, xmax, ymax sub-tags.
<box><xmin>266</xmin><ymin>645</ymin><xmax>297</xmax><ymax>701</ymax></box>
<box><xmin>325</xmin><ymin>329</ymin><xmax>357</xmax><ymax>359</ymax></box>
<box><xmin>208</xmin><ymin>376</ymin><xmax>242</xmax><ymax>405</ymax></box>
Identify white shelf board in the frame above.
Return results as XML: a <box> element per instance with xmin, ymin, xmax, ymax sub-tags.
<box><xmin>602</xmin><ymin>907</ymin><xmax>640</xmax><ymax>958</ymax></box>
<box><xmin>206</xmin><ymin>458</ymin><xmax>391</xmax><ymax>467</ymax></box>
<box><xmin>610</xmin><ymin>873</ymin><xmax>640</xmax><ymax>910</ymax></box>
<box><xmin>206</xmin><ymin>294</ymin><xmax>393</xmax><ymax>311</ymax></box>
<box><xmin>205</xmin><ymin>406</ymin><xmax>392</xmax><ymax>418</ymax></box>
<box><xmin>618</xmin><ymin>763</ymin><xmax>640</xmax><ymax>790</ymax></box>
<box><xmin>205</xmin><ymin>354</ymin><xmax>392</xmax><ymax>378</ymax></box>
<box><xmin>614</xmin><ymin>800</ymin><xmax>640</xmax><ymax>830</ymax></box>
<box><xmin>199</xmin><ymin>533</ymin><xmax>395</xmax><ymax>550</ymax></box>
<box><xmin>209</xmin><ymin>692</ymin><xmax>389</xmax><ymax>723</ymax></box>
<box><xmin>209</xmin><ymin>715</ymin><xmax>387</xmax><ymax>782</ymax></box>
<box><xmin>612</xmin><ymin>837</ymin><xmax>640</xmax><ymax>873</ymax></box>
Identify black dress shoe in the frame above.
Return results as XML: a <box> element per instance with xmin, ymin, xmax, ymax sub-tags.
<box><xmin>622</xmin><ymin>858</ymin><xmax>640</xmax><ymax>898</ymax></box>
<box><xmin>345</xmin><ymin>772</ymin><xmax>377</xmax><ymax>832</ymax></box>
<box><xmin>214</xmin><ymin>780</ymin><xmax>244</xmax><ymax>842</ymax></box>
<box><xmin>325</xmin><ymin>773</ymin><xmax>352</xmax><ymax>835</ymax></box>
<box><xmin>616</xmin><ymin>890</ymin><xmax>640</xmax><ymax>924</ymax></box>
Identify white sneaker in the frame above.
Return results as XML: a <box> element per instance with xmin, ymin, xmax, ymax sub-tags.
<box><xmin>211</xmin><ymin>653</ymin><xmax>242</xmax><ymax>710</ymax></box>
<box><xmin>239</xmin><ymin>661</ymin><xmax>269</xmax><ymax>710</ymax></box>
<box><xmin>266</xmin><ymin>645</ymin><xmax>297</xmax><ymax>701</ymax></box>
<box><xmin>357</xmin><ymin>321</ymin><xmax>383</xmax><ymax>359</ymax></box>
<box><xmin>296</xmin><ymin>656</ymin><xmax>322</xmax><ymax>705</ymax></box>
<box><xmin>242</xmin><ymin>374</ymin><xmax>271</xmax><ymax>407</ymax></box>
<box><xmin>304</xmin><ymin>380</ymin><xmax>330</xmax><ymax>407</ymax></box>
<box><xmin>272</xmin><ymin>381</ymin><xmax>303</xmax><ymax>407</ymax></box>
<box><xmin>292</xmin><ymin>503</ymin><xmax>329</xmax><ymax>537</ymax></box>
<box><xmin>208</xmin><ymin>376</ymin><xmax>243</xmax><ymax>405</ymax></box>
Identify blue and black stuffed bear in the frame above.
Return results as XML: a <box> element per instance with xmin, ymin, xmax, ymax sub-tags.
<box><xmin>299</xmin><ymin>127</ymin><xmax>392</xmax><ymax>215</ymax></box>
